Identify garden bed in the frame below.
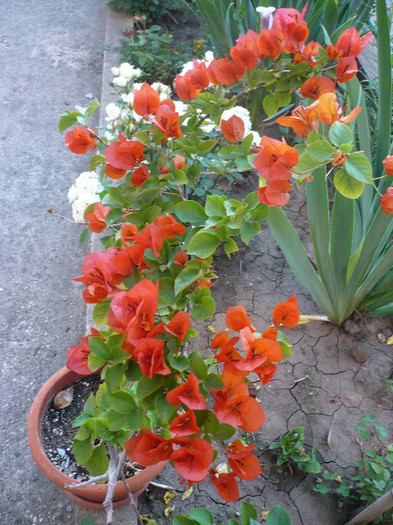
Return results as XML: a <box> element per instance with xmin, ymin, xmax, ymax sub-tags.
<box><xmin>136</xmin><ymin>181</ymin><xmax>393</xmax><ymax>524</ymax></box>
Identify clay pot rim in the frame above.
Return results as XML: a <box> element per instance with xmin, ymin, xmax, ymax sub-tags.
<box><xmin>27</xmin><ymin>366</ymin><xmax>167</xmax><ymax>503</ymax></box>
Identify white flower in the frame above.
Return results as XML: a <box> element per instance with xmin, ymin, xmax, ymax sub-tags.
<box><xmin>151</xmin><ymin>82</ymin><xmax>172</xmax><ymax>99</ymax></box>
<box><xmin>204</xmin><ymin>51</ymin><xmax>214</xmax><ymax>66</ymax></box>
<box><xmin>111</xmin><ymin>66</ymin><xmax>119</xmax><ymax>76</ymax></box>
<box><xmin>105</xmin><ymin>102</ymin><xmax>121</xmax><ymax>121</ymax></box>
<box><xmin>68</xmin><ymin>171</ymin><xmax>103</xmax><ymax>222</ymax></box>
<box><xmin>256</xmin><ymin>6</ymin><xmax>275</xmax><ymax>30</ymax></box>
<box><xmin>118</xmin><ymin>62</ymin><xmax>142</xmax><ymax>79</ymax></box>
<box><xmin>221</xmin><ymin>106</ymin><xmax>252</xmax><ymax>137</ymax></box>
<box><xmin>113</xmin><ymin>75</ymin><xmax>128</xmax><ymax>87</ymax></box>
<box><xmin>174</xmin><ymin>100</ymin><xmax>188</xmax><ymax>116</ymax></box>
<box><xmin>179</xmin><ymin>60</ymin><xmax>194</xmax><ymax>76</ymax></box>
<box><xmin>250</xmin><ymin>130</ymin><xmax>261</xmax><ymax>147</ymax></box>
<box><xmin>121</xmin><ymin>92</ymin><xmax>134</xmax><ymax>105</ymax></box>
<box><xmin>104</xmin><ymin>130</ymin><xmax>115</xmax><ymax>142</ymax></box>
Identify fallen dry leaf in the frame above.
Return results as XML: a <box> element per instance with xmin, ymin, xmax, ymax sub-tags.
<box><xmin>261</xmin><ymin>508</ymin><xmax>269</xmax><ymax>521</ymax></box>
<box><xmin>53</xmin><ymin>386</ymin><xmax>74</xmax><ymax>409</ymax></box>
<box><xmin>164</xmin><ymin>490</ymin><xmax>176</xmax><ymax>505</ymax></box>
<box><xmin>181</xmin><ymin>486</ymin><xmax>193</xmax><ymax>500</ymax></box>
<box><xmin>164</xmin><ymin>506</ymin><xmax>175</xmax><ymax>517</ymax></box>
<box><xmin>207</xmin><ymin>325</ymin><xmax>217</xmax><ymax>334</ymax></box>
<box><xmin>386</xmin><ymin>335</ymin><xmax>393</xmax><ymax>345</ymax></box>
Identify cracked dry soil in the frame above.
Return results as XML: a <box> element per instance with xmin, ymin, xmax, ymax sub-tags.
<box><xmin>137</xmin><ymin>175</ymin><xmax>393</xmax><ymax>525</ymax></box>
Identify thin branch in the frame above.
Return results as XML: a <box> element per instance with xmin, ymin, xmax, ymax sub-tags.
<box><xmin>47</xmin><ymin>209</ymin><xmax>85</xmax><ymax>225</ymax></box>
<box><xmin>121</xmin><ymin>471</ymin><xmax>145</xmax><ymax>525</ymax></box>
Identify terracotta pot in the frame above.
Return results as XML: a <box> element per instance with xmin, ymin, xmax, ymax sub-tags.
<box><xmin>28</xmin><ymin>367</ymin><xmax>167</xmax><ymax>509</ymax></box>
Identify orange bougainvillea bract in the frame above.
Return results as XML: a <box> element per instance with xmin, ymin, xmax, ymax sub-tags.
<box><xmin>383</xmin><ymin>156</ymin><xmax>393</xmax><ymax>176</ymax></box>
<box><xmin>221</xmin><ymin>115</ymin><xmax>245</xmax><ymax>142</ymax></box>
<box><xmin>65</xmin><ymin>126</ymin><xmax>97</xmax><ymax>154</ymax></box>
<box><xmin>85</xmin><ymin>202</ymin><xmax>110</xmax><ymax>233</ymax></box>
<box><xmin>381</xmin><ymin>187</ymin><xmax>393</xmax><ymax>214</ymax></box>
<box><xmin>272</xmin><ymin>294</ymin><xmax>300</xmax><ymax>328</ymax></box>
<box><xmin>104</xmin><ymin>133</ymin><xmax>145</xmax><ymax>171</ymax></box>
<box><xmin>299</xmin><ymin>76</ymin><xmax>336</xmax><ymax>100</ymax></box>
<box><xmin>132</xmin><ymin>83</ymin><xmax>161</xmax><ymax>117</ymax></box>
<box><xmin>166</xmin><ymin>371</ymin><xmax>207</xmax><ymax>410</ymax></box>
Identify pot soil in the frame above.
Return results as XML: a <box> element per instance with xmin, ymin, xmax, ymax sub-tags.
<box><xmin>28</xmin><ymin>367</ymin><xmax>166</xmax><ymax>510</ymax></box>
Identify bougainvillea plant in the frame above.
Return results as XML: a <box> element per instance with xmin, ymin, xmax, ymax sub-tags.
<box><xmin>57</xmin><ymin>3</ymin><xmax>391</xmax><ymax>519</ymax></box>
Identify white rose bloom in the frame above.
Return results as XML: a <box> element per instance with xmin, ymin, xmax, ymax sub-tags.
<box><xmin>111</xmin><ymin>66</ymin><xmax>119</xmax><ymax>76</ymax></box>
<box><xmin>131</xmin><ymin>110</ymin><xmax>144</xmax><ymax>122</ymax></box>
<box><xmin>204</xmin><ymin>51</ymin><xmax>214</xmax><ymax>66</ymax></box>
<box><xmin>119</xmin><ymin>63</ymin><xmax>135</xmax><ymax>78</ymax></box>
<box><xmin>221</xmin><ymin>106</ymin><xmax>252</xmax><ymax>137</ymax></box>
<box><xmin>174</xmin><ymin>100</ymin><xmax>188</xmax><ymax>116</ymax></box>
<box><xmin>68</xmin><ymin>171</ymin><xmax>103</xmax><ymax>221</ymax></box>
<box><xmin>113</xmin><ymin>75</ymin><xmax>128</xmax><ymax>87</ymax></box>
<box><xmin>104</xmin><ymin>130</ymin><xmax>115</xmax><ymax>142</ymax></box>
<box><xmin>179</xmin><ymin>60</ymin><xmax>194</xmax><ymax>76</ymax></box>
<box><xmin>151</xmin><ymin>82</ymin><xmax>172</xmax><ymax>99</ymax></box>
<box><xmin>133</xmin><ymin>82</ymin><xmax>144</xmax><ymax>91</ymax></box>
<box><xmin>121</xmin><ymin>92</ymin><xmax>134</xmax><ymax>105</ymax></box>
<box><xmin>105</xmin><ymin>102</ymin><xmax>121</xmax><ymax>121</ymax></box>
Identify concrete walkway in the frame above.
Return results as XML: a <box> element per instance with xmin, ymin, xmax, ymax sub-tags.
<box><xmin>0</xmin><ymin>1</ymin><xmax>123</xmax><ymax>523</ymax></box>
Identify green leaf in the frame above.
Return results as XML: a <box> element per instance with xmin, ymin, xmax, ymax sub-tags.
<box><xmin>306</xmin><ymin>140</ymin><xmax>334</xmax><ymax>162</ymax></box>
<box><xmin>59</xmin><ymin>111</ymin><xmax>80</xmax><ymax>132</ymax></box>
<box><xmin>159</xmin><ymin>277</ymin><xmax>176</xmax><ymax>306</ymax></box>
<box><xmin>190</xmin><ymin>295</ymin><xmax>215</xmax><ymax>320</ymax></box>
<box><xmin>190</xmin><ymin>355</ymin><xmax>208</xmax><ymax>380</ymax></box>
<box><xmin>172</xmin><ymin>517</ymin><xmax>196</xmax><ymax>525</ymax></box>
<box><xmin>86</xmin><ymin>98</ymin><xmax>101</xmax><ymax>119</ymax></box>
<box><xmin>105</xmin><ymin>208</ymin><xmax>124</xmax><ymax>226</ymax></box>
<box><xmin>205</xmin><ymin>195</ymin><xmax>226</xmax><ymax>217</ymax></box>
<box><xmin>174</xmin><ymin>267</ymin><xmax>203</xmax><ymax>296</ymax></box>
<box><xmin>104</xmin><ymin>364</ymin><xmax>125</xmax><ymax>392</ymax></box>
<box><xmin>89</xmin><ymin>154</ymin><xmax>105</xmax><ymax>171</ymax></box>
<box><xmin>175</xmin><ymin>201</ymin><xmax>207</xmax><ymax>224</ymax></box>
<box><xmin>136</xmin><ymin>375</ymin><xmax>165</xmax><ymax>400</ymax></box>
<box><xmin>334</xmin><ymin>169</ymin><xmax>364</xmax><ymax>199</ymax></box>
<box><xmin>188</xmin><ymin>232</ymin><xmax>220</xmax><ymax>258</ymax></box>
<box><xmin>328</xmin><ymin>122</ymin><xmax>353</xmax><ymax>147</ymax></box>
<box><xmin>343</xmin><ymin>153</ymin><xmax>373</xmax><ymax>184</ymax></box>
<box><xmin>92</xmin><ymin>298</ymin><xmax>111</xmax><ymax>327</ymax></box>
<box><xmin>240</xmin><ymin>222</ymin><xmax>261</xmax><ymax>244</ymax></box>
<box><xmin>80</xmin><ymin>228</ymin><xmax>89</xmax><ymax>244</ymax></box>
<box><xmin>89</xmin><ymin>337</ymin><xmax>111</xmax><ymax>361</ymax></box>
<box><xmin>188</xmin><ymin>508</ymin><xmax>214</xmax><ymax>525</ymax></box>
<box><xmin>263</xmin><ymin>93</ymin><xmax>279</xmax><ymax>117</ymax></box>
<box><xmin>86</xmin><ymin>443</ymin><xmax>109</xmax><ymax>476</ymax></box>
<box><xmin>168</xmin><ymin>353</ymin><xmax>189</xmax><ymax>372</ymax></box>
<box><xmin>73</xmin><ymin>438</ymin><xmax>93</xmax><ymax>465</ymax></box>
<box><xmin>266</xmin><ymin>505</ymin><xmax>291</xmax><ymax>525</ymax></box>
<box><xmin>107</xmin><ymin>390</ymin><xmax>136</xmax><ymax>414</ymax></box>
<box><xmin>198</xmin><ymin>140</ymin><xmax>218</xmax><ymax>155</ymax></box>
<box><xmin>240</xmin><ymin>502</ymin><xmax>258</xmax><ymax>525</ymax></box>
<box><xmin>154</xmin><ymin>395</ymin><xmax>177</xmax><ymax>424</ymax></box>
<box><xmin>214</xmin><ymin>423</ymin><xmax>236</xmax><ymax>441</ymax></box>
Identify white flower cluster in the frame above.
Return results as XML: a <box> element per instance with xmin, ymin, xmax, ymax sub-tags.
<box><xmin>179</xmin><ymin>50</ymin><xmax>215</xmax><ymax>76</ymax></box>
<box><xmin>111</xmin><ymin>62</ymin><xmax>142</xmax><ymax>88</ymax></box>
<box><xmin>221</xmin><ymin>106</ymin><xmax>253</xmax><ymax>137</ymax></box>
<box><xmin>68</xmin><ymin>171</ymin><xmax>103</xmax><ymax>222</ymax></box>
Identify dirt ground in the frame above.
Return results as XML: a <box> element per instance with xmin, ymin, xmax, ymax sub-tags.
<box><xmin>136</xmin><ymin>175</ymin><xmax>393</xmax><ymax>525</ymax></box>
